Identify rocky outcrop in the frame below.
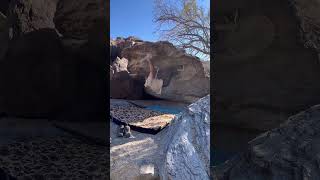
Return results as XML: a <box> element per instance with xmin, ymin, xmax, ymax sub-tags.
<box><xmin>7</xmin><ymin>0</ymin><xmax>58</xmax><ymax>37</ymax></box>
<box><xmin>159</xmin><ymin>95</ymin><xmax>210</xmax><ymax>179</ymax></box>
<box><xmin>213</xmin><ymin>104</ymin><xmax>320</xmax><ymax>180</ymax></box>
<box><xmin>214</xmin><ymin>0</ymin><xmax>320</xmax><ymax>131</ymax></box>
<box><xmin>121</xmin><ymin>41</ymin><xmax>210</xmax><ymax>103</ymax></box>
<box><xmin>110</xmin><ymin>36</ymin><xmax>142</xmax><ymax>62</ymax></box>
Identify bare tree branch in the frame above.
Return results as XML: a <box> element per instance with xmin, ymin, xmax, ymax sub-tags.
<box><xmin>153</xmin><ymin>0</ymin><xmax>210</xmax><ymax>60</ymax></box>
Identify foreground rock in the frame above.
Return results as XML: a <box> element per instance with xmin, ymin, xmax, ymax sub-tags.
<box><xmin>214</xmin><ymin>0</ymin><xmax>320</xmax><ymax>131</ymax></box>
<box><xmin>110</xmin><ymin>96</ymin><xmax>210</xmax><ymax>180</ymax></box>
<box><xmin>159</xmin><ymin>95</ymin><xmax>210</xmax><ymax>179</ymax></box>
<box><xmin>213</xmin><ymin>105</ymin><xmax>320</xmax><ymax>180</ymax></box>
<box><xmin>122</xmin><ymin>41</ymin><xmax>210</xmax><ymax>103</ymax></box>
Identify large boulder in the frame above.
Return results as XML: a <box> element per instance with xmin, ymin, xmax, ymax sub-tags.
<box><xmin>214</xmin><ymin>0</ymin><xmax>320</xmax><ymax>131</ymax></box>
<box><xmin>159</xmin><ymin>95</ymin><xmax>210</xmax><ymax>180</ymax></box>
<box><xmin>0</xmin><ymin>28</ymin><xmax>64</xmax><ymax>117</ymax></box>
<box><xmin>7</xmin><ymin>0</ymin><xmax>58</xmax><ymax>37</ymax></box>
<box><xmin>122</xmin><ymin>41</ymin><xmax>210</xmax><ymax>103</ymax></box>
<box><xmin>213</xmin><ymin>104</ymin><xmax>320</xmax><ymax>180</ymax></box>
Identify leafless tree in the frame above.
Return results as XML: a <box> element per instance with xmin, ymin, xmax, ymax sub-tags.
<box><xmin>153</xmin><ymin>0</ymin><xmax>210</xmax><ymax>60</ymax></box>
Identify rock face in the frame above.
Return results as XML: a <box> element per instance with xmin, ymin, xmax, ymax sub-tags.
<box><xmin>54</xmin><ymin>0</ymin><xmax>106</xmax><ymax>40</ymax></box>
<box><xmin>110</xmin><ymin>56</ymin><xmax>144</xmax><ymax>99</ymax></box>
<box><xmin>213</xmin><ymin>104</ymin><xmax>320</xmax><ymax>180</ymax></box>
<box><xmin>8</xmin><ymin>0</ymin><xmax>58</xmax><ymax>37</ymax></box>
<box><xmin>0</xmin><ymin>29</ymin><xmax>64</xmax><ymax>117</ymax></box>
<box><xmin>214</xmin><ymin>0</ymin><xmax>320</xmax><ymax>131</ymax></box>
<box><xmin>112</xmin><ymin>57</ymin><xmax>129</xmax><ymax>73</ymax></box>
<box><xmin>122</xmin><ymin>41</ymin><xmax>210</xmax><ymax>103</ymax></box>
<box><xmin>159</xmin><ymin>95</ymin><xmax>210</xmax><ymax>180</ymax></box>
<box><xmin>0</xmin><ymin>0</ymin><xmax>107</xmax><ymax>120</ymax></box>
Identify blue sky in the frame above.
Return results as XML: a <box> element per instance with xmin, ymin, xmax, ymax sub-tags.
<box><xmin>110</xmin><ymin>0</ymin><xmax>157</xmax><ymax>41</ymax></box>
<box><xmin>110</xmin><ymin>0</ymin><xmax>210</xmax><ymax>42</ymax></box>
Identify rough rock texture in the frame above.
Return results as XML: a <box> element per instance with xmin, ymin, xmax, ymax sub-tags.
<box><xmin>214</xmin><ymin>0</ymin><xmax>320</xmax><ymax>131</ymax></box>
<box><xmin>110</xmin><ymin>96</ymin><xmax>210</xmax><ymax>180</ymax></box>
<box><xmin>54</xmin><ymin>0</ymin><xmax>106</xmax><ymax>40</ymax></box>
<box><xmin>213</xmin><ymin>104</ymin><xmax>320</xmax><ymax>180</ymax></box>
<box><xmin>112</xmin><ymin>57</ymin><xmax>129</xmax><ymax>73</ymax></box>
<box><xmin>0</xmin><ymin>29</ymin><xmax>64</xmax><ymax>117</ymax></box>
<box><xmin>290</xmin><ymin>0</ymin><xmax>320</xmax><ymax>52</ymax></box>
<box><xmin>122</xmin><ymin>41</ymin><xmax>210</xmax><ymax>103</ymax></box>
<box><xmin>8</xmin><ymin>0</ymin><xmax>58</xmax><ymax>37</ymax></box>
<box><xmin>159</xmin><ymin>95</ymin><xmax>210</xmax><ymax>180</ymax></box>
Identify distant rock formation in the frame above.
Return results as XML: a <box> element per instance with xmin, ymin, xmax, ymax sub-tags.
<box><xmin>110</xmin><ymin>39</ymin><xmax>210</xmax><ymax>103</ymax></box>
<box><xmin>213</xmin><ymin>104</ymin><xmax>320</xmax><ymax>180</ymax></box>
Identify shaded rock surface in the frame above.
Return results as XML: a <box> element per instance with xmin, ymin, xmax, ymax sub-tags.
<box><xmin>0</xmin><ymin>12</ymin><xmax>8</xmax><ymax>61</ymax></box>
<box><xmin>110</xmin><ymin>96</ymin><xmax>210</xmax><ymax>180</ymax></box>
<box><xmin>0</xmin><ymin>0</ymin><xmax>9</xmax><ymax>15</ymax></box>
<box><xmin>54</xmin><ymin>0</ymin><xmax>106</xmax><ymax>41</ymax></box>
<box><xmin>214</xmin><ymin>0</ymin><xmax>320</xmax><ymax>131</ymax></box>
<box><xmin>8</xmin><ymin>0</ymin><xmax>58</xmax><ymax>37</ymax></box>
<box><xmin>110</xmin><ymin>71</ymin><xmax>145</xmax><ymax>100</ymax></box>
<box><xmin>0</xmin><ymin>0</ymin><xmax>107</xmax><ymax>120</ymax></box>
<box><xmin>290</xmin><ymin>0</ymin><xmax>320</xmax><ymax>52</ymax></box>
<box><xmin>121</xmin><ymin>41</ymin><xmax>210</xmax><ymax>103</ymax></box>
<box><xmin>213</xmin><ymin>104</ymin><xmax>320</xmax><ymax>180</ymax></box>
<box><xmin>0</xmin><ymin>29</ymin><xmax>64</xmax><ymax>117</ymax></box>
